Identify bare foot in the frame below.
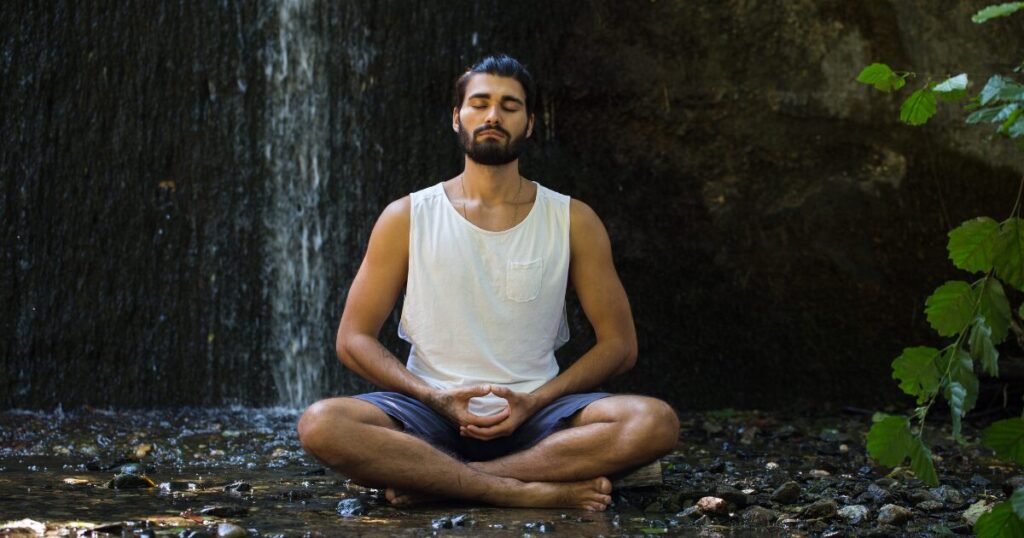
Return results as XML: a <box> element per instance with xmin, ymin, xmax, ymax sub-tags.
<box><xmin>513</xmin><ymin>477</ymin><xmax>613</xmax><ymax>511</ymax></box>
<box><xmin>385</xmin><ymin>486</ymin><xmax>443</xmax><ymax>507</ymax></box>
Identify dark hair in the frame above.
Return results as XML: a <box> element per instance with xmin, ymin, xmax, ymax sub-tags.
<box><xmin>454</xmin><ymin>54</ymin><xmax>536</xmax><ymax>116</ymax></box>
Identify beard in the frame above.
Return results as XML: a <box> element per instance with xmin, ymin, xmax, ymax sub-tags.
<box><xmin>457</xmin><ymin>118</ymin><xmax>528</xmax><ymax>166</ymax></box>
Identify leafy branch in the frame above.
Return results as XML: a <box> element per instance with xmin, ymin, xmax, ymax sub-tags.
<box><xmin>856</xmin><ymin>3</ymin><xmax>1024</xmax><ymax>534</ymax></box>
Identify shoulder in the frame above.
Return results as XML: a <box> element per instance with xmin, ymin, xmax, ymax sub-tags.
<box><xmin>373</xmin><ymin>195</ymin><xmax>411</xmax><ymax>240</ymax></box>
<box><xmin>569</xmin><ymin>198</ymin><xmax>604</xmax><ymax>235</ymax></box>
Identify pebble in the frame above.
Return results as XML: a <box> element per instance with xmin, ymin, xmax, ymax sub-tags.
<box><xmin>199</xmin><ymin>505</ymin><xmax>249</xmax><ymax>518</ymax></box>
<box><xmin>523</xmin><ymin>521</ymin><xmax>554</xmax><ymax>532</ymax></box>
<box><xmin>107</xmin><ymin>473</ymin><xmax>156</xmax><ymax>489</ymax></box>
<box><xmin>713</xmin><ymin>485</ymin><xmax>751</xmax><ymax>507</ymax></box>
<box><xmin>771</xmin><ymin>481</ymin><xmax>801</xmax><ymax>504</ymax></box>
<box><xmin>929</xmin><ymin>485</ymin><xmax>964</xmax><ymax>506</ymax></box>
<box><xmin>961</xmin><ymin>499</ymin><xmax>993</xmax><ymax>526</ymax></box>
<box><xmin>336</xmin><ymin>498</ymin><xmax>367</xmax><ymax>517</ymax></box>
<box><xmin>223</xmin><ymin>481</ymin><xmax>252</xmax><ymax>493</ymax></box>
<box><xmin>799</xmin><ymin>499</ymin><xmax>837</xmax><ymax>519</ymax></box>
<box><xmin>216</xmin><ymin>523</ymin><xmax>247</xmax><ymax>538</ymax></box>
<box><xmin>809</xmin><ymin>469</ymin><xmax>831</xmax><ymax>478</ymax></box>
<box><xmin>740</xmin><ymin>506</ymin><xmax>777</xmax><ymax>526</ymax></box>
<box><xmin>916</xmin><ymin>500</ymin><xmax>944</xmax><ymax>512</ymax></box>
<box><xmin>838</xmin><ymin>504</ymin><xmax>869</xmax><ymax>525</ymax></box>
<box><xmin>876</xmin><ymin>504</ymin><xmax>912</xmax><ymax>525</ymax></box>
<box><xmin>765</xmin><ymin>462</ymin><xmax>780</xmax><ymax>470</ymax></box>
<box><xmin>697</xmin><ymin>496</ymin><xmax>729</xmax><ymax>515</ymax></box>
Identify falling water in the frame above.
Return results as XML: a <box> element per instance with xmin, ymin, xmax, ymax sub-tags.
<box><xmin>263</xmin><ymin>0</ymin><xmax>329</xmax><ymax>408</ymax></box>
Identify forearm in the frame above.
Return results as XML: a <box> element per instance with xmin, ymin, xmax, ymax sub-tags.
<box><xmin>338</xmin><ymin>333</ymin><xmax>434</xmax><ymax>401</ymax></box>
<box><xmin>531</xmin><ymin>339</ymin><xmax>635</xmax><ymax>409</ymax></box>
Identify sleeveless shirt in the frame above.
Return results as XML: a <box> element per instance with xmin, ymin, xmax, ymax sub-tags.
<box><xmin>399</xmin><ymin>181</ymin><xmax>571</xmax><ymax>416</ymax></box>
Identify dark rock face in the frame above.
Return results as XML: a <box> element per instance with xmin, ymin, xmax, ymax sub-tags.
<box><xmin>3</xmin><ymin>1</ymin><xmax>1022</xmax><ymax>409</ymax></box>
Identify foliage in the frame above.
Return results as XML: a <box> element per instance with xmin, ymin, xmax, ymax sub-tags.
<box><xmin>857</xmin><ymin>4</ymin><xmax>1024</xmax><ymax>534</ymax></box>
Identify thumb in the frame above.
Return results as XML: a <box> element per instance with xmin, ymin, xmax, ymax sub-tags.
<box><xmin>490</xmin><ymin>385</ymin><xmax>513</xmax><ymax>398</ymax></box>
<box><xmin>463</xmin><ymin>384</ymin><xmax>491</xmax><ymax>397</ymax></box>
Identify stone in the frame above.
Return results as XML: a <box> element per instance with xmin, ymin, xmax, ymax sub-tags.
<box><xmin>929</xmin><ymin>485</ymin><xmax>965</xmax><ymax>506</ymax></box>
<box><xmin>838</xmin><ymin>504</ymin><xmax>870</xmax><ymax>525</ymax></box>
<box><xmin>714</xmin><ymin>485</ymin><xmax>751</xmax><ymax>507</ymax></box>
<box><xmin>906</xmin><ymin>488</ymin><xmax>936</xmax><ymax>504</ymax></box>
<box><xmin>216</xmin><ymin>523</ymin><xmax>247</xmax><ymax>538</ymax></box>
<box><xmin>799</xmin><ymin>499</ymin><xmax>838</xmax><ymax>519</ymax></box>
<box><xmin>696</xmin><ymin>496</ymin><xmax>728</xmax><ymax>515</ymax></box>
<box><xmin>876</xmin><ymin>504</ymin><xmax>913</xmax><ymax>525</ymax></box>
<box><xmin>677</xmin><ymin>505</ymin><xmax>702</xmax><ymax>519</ymax></box>
<box><xmin>336</xmin><ymin>498</ymin><xmax>367</xmax><ymax>517</ymax></box>
<box><xmin>741</xmin><ymin>506</ymin><xmax>778</xmax><ymax>526</ymax></box>
<box><xmin>771</xmin><ymin>481</ymin><xmax>802</xmax><ymax>504</ymax></box>
<box><xmin>916</xmin><ymin>500</ymin><xmax>944</xmax><ymax>512</ymax></box>
<box><xmin>809</xmin><ymin>469</ymin><xmax>831</xmax><ymax>478</ymax></box>
<box><xmin>107</xmin><ymin>473</ymin><xmax>156</xmax><ymax>489</ymax></box>
<box><xmin>962</xmin><ymin>499</ymin><xmax>993</xmax><ymax>526</ymax></box>
<box><xmin>523</xmin><ymin>521</ymin><xmax>555</xmax><ymax>532</ymax></box>
<box><xmin>223</xmin><ymin>481</ymin><xmax>251</xmax><ymax>493</ymax></box>
<box><xmin>199</xmin><ymin>505</ymin><xmax>249</xmax><ymax>518</ymax></box>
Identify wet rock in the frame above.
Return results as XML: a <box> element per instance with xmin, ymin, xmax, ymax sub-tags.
<box><xmin>971</xmin><ymin>474</ymin><xmax>991</xmax><ymax>487</ymax></box>
<box><xmin>119</xmin><ymin>463</ymin><xmax>146</xmax><ymax>475</ymax></box>
<box><xmin>523</xmin><ymin>521</ymin><xmax>555</xmax><ymax>532</ymax></box>
<box><xmin>280</xmin><ymin>489</ymin><xmax>313</xmax><ymax>501</ymax></box>
<box><xmin>741</xmin><ymin>506</ymin><xmax>778</xmax><ymax>526</ymax></box>
<box><xmin>336</xmin><ymin>498</ymin><xmax>367</xmax><ymax>517</ymax></box>
<box><xmin>916</xmin><ymin>500</ymin><xmax>943</xmax><ymax>512</ymax></box>
<box><xmin>216</xmin><ymin>523</ymin><xmax>247</xmax><ymax>538</ymax></box>
<box><xmin>962</xmin><ymin>499</ymin><xmax>993</xmax><ymax>526</ymax></box>
<box><xmin>809</xmin><ymin>469</ymin><xmax>831</xmax><ymax>478</ymax></box>
<box><xmin>906</xmin><ymin>488</ymin><xmax>936</xmax><ymax>504</ymax></box>
<box><xmin>159</xmin><ymin>481</ymin><xmax>196</xmax><ymax>492</ymax></box>
<box><xmin>876</xmin><ymin>504</ymin><xmax>912</xmax><ymax>525</ymax></box>
<box><xmin>929</xmin><ymin>485</ymin><xmax>965</xmax><ymax>506</ymax></box>
<box><xmin>677</xmin><ymin>505</ymin><xmax>702</xmax><ymax>519</ymax></box>
<box><xmin>714</xmin><ymin>485</ymin><xmax>752</xmax><ymax>508</ymax></box>
<box><xmin>838</xmin><ymin>504</ymin><xmax>869</xmax><ymax>525</ymax></box>
<box><xmin>432</xmin><ymin>514</ymin><xmax>472</xmax><ymax>530</ymax></box>
<box><xmin>799</xmin><ymin>499</ymin><xmax>837</xmax><ymax>519</ymax></box>
<box><xmin>179</xmin><ymin>530</ymin><xmax>215</xmax><ymax>538</ymax></box>
<box><xmin>863</xmin><ymin>482</ymin><xmax>894</xmax><ymax>504</ymax></box>
<box><xmin>107</xmin><ymin>473</ymin><xmax>156</xmax><ymax>489</ymax></box>
<box><xmin>199</xmin><ymin>505</ymin><xmax>249</xmax><ymax>518</ymax></box>
<box><xmin>771</xmin><ymin>481</ymin><xmax>801</xmax><ymax>504</ymax></box>
<box><xmin>740</xmin><ymin>426</ymin><xmax>759</xmax><ymax>445</ymax></box>
<box><xmin>223</xmin><ymin>481</ymin><xmax>251</xmax><ymax>493</ymax></box>
<box><xmin>697</xmin><ymin>496</ymin><xmax>728</xmax><ymax>515</ymax></box>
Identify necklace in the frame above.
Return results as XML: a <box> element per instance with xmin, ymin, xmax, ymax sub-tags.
<box><xmin>458</xmin><ymin>174</ymin><xmax>524</xmax><ymax>230</ymax></box>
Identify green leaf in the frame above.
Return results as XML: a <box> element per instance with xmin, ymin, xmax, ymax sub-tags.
<box><xmin>900</xmin><ymin>89</ymin><xmax>938</xmax><ymax>126</ymax></box>
<box><xmin>933</xmin><ymin>74</ymin><xmax>969</xmax><ymax>101</ymax></box>
<box><xmin>892</xmin><ymin>346</ymin><xmax>943</xmax><ymax>403</ymax></box>
<box><xmin>972</xmin><ymin>2</ymin><xmax>1024</xmax><ymax>23</ymax></box>
<box><xmin>978</xmin><ymin>278</ymin><xmax>1012</xmax><ymax>344</ymax></box>
<box><xmin>1019</xmin><ymin>302</ymin><xmax>1024</xmax><ymax>320</ymax></box>
<box><xmin>925</xmin><ymin>281</ymin><xmax>977</xmax><ymax>336</ymax></box>
<box><xmin>1010</xmin><ymin>117</ymin><xmax>1024</xmax><ymax>138</ymax></box>
<box><xmin>982</xmin><ymin>418</ymin><xmax>1024</xmax><ymax>465</ymax></box>
<box><xmin>907</xmin><ymin>435</ymin><xmax>939</xmax><ymax>486</ymax></box>
<box><xmin>947</xmin><ymin>380</ymin><xmax>968</xmax><ymax>443</ymax></box>
<box><xmin>999</xmin><ymin>108</ymin><xmax>1023</xmax><ymax>136</ymax></box>
<box><xmin>994</xmin><ymin>218</ymin><xmax>1024</xmax><ymax>292</ymax></box>
<box><xmin>982</xmin><ymin>76</ymin><xmax>1010</xmax><ymax>106</ymax></box>
<box><xmin>867</xmin><ymin>415</ymin><xmax>912</xmax><ymax>467</ymax></box>
<box><xmin>948</xmin><ymin>217</ymin><xmax>1000</xmax><ymax>273</ymax></box>
<box><xmin>1013</xmin><ymin>488</ymin><xmax>1024</xmax><ymax>520</ymax></box>
<box><xmin>968</xmin><ymin>106</ymin><xmax>1008</xmax><ymax>124</ymax></box>
<box><xmin>943</xmin><ymin>347</ymin><xmax>979</xmax><ymax>414</ymax></box>
<box><xmin>996</xmin><ymin>104</ymin><xmax>1022</xmax><ymax>122</ymax></box>
<box><xmin>857</xmin><ymin>63</ymin><xmax>906</xmax><ymax>93</ymax></box>
<box><xmin>1000</xmin><ymin>82</ymin><xmax>1024</xmax><ymax>102</ymax></box>
<box><xmin>975</xmin><ymin>500</ymin><xmax>1024</xmax><ymax>538</ymax></box>
<box><xmin>970</xmin><ymin>317</ymin><xmax>1000</xmax><ymax>377</ymax></box>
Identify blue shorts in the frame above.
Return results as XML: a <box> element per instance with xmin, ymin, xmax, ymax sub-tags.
<box><xmin>352</xmin><ymin>391</ymin><xmax>612</xmax><ymax>461</ymax></box>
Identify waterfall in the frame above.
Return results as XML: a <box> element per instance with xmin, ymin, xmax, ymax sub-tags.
<box><xmin>263</xmin><ymin>0</ymin><xmax>329</xmax><ymax>408</ymax></box>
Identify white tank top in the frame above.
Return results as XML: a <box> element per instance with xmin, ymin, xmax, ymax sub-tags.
<box><xmin>399</xmin><ymin>181</ymin><xmax>571</xmax><ymax>416</ymax></box>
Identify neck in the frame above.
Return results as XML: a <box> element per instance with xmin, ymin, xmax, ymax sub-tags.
<box><xmin>461</xmin><ymin>157</ymin><xmax>522</xmax><ymax>204</ymax></box>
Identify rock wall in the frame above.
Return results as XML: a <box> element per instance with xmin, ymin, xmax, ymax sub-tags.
<box><xmin>2</xmin><ymin>0</ymin><xmax>1022</xmax><ymax>409</ymax></box>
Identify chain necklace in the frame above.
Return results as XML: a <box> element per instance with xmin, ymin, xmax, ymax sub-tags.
<box><xmin>458</xmin><ymin>174</ymin><xmax>524</xmax><ymax>230</ymax></box>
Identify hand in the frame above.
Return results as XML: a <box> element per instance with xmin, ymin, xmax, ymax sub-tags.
<box><xmin>460</xmin><ymin>386</ymin><xmax>540</xmax><ymax>441</ymax></box>
<box><xmin>423</xmin><ymin>385</ymin><xmax>510</xmax><ymax>429</ymax></box>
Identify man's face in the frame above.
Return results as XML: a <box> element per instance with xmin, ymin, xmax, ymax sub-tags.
<box><xmin>453</xmin><ymin>73</ymin><xmax>534</xmax><ymax>166</ymax></box>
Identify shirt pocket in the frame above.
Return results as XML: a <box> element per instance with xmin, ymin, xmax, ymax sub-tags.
<box><xmin>506</xmin><ymin>258</ymin><xmax>544</xmax><ymax>302</ymax></box>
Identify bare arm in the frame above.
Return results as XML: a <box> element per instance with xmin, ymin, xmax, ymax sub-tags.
<box><xmin>530</xmin><ymin>199</ymin><xmax>638</xmax><ymax>407</ymax></box>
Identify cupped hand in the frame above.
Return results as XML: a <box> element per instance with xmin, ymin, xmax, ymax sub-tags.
<box><xmin>423</xmin><ymin>384</ymin><xmax>510</xmax><ymax>429</ymax></box>
<box><xmin>460</xmin><ymin>385</ymin><xmax>540</xmax><ymax>441</ymax></box>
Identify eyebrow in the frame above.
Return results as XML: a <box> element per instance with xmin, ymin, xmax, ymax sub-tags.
<box><xmin>467</xmin><ymin>92</ymin><xmax>525</xmax><ymax>106</ymax></box>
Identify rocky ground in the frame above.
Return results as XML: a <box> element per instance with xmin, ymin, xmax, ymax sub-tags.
<box><xmin>0</xmin><ymin>406</ymin><xmax>1017</xmax><ymax>536</ymax></box>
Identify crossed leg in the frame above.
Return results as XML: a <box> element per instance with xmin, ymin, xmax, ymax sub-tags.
<box><xmin>297</xmin><ymin>395</ymin><xmax>678</xmax><ymax>510</ymax></box>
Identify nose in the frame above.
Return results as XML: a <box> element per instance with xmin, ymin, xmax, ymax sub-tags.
<box><xmin>484</xmin><ymin>104</ymin><xmax>502</xmax><ymax>124</ymax></box>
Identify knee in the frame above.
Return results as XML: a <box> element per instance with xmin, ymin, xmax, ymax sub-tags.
<box><xmin>297</xmin><ymin>399</ymin><xmax>356</xmax><ymax>459</ymax></box>
<box><xmin>624</xmin><ymin>398</ymin><xmax>679</xmax><ymax>456</ymax></box>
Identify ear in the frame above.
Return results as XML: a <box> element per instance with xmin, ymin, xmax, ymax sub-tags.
<box><xmin>526</xmin><ymin>113</ymin><xmax>535</xmax><ymax>139</ymax></box>
<box><xmin>452</xmin><ymin>107</ymin><xmax>460</xmax><ymax>134</ymax></box>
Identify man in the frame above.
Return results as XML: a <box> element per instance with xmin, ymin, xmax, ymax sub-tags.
<box><xmin>298</xmin><ymin>55</ymin><xmax>679</xmax><ymax>511</ymax></box>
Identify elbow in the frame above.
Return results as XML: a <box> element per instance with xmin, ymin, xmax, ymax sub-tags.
<box><xmin>335</xmin><ymin>332</ymin><xmax>355</xmax><ymax>369</ymax></box>
<box><xmin>617</xmin><ymin>339</ymin><xmax>638</xmax><ymax>374</ymax></box>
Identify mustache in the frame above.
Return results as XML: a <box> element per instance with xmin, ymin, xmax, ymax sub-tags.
<box><xmin>474</xmin><ymin>125</ymin><xmax>510</xmax><ymax>138</ymax></box>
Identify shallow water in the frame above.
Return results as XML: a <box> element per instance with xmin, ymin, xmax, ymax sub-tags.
<box><xmin>0</xmin><ymin>406</ymin><xmax>1006</xmax><ymax>536</ymax></box>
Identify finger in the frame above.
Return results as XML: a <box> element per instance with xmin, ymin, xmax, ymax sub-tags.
<box><xmin>489</xmin><ymin>385</ymin><xmax>514</xmax><ymax>399</ymax></box>
<box><xmin>465</xmin><ymin>423</ymin><xmax>510</xmax><ymax>440</ymax></box>
<box><xmin>461</xmin><ymin>406</ymin><xmax>509</xmax><ymax>427</ymax></box>
<box><xmin>456</xmin><ymin>384</ymin><xmax>491</xmax><ymax>397</ymax></box>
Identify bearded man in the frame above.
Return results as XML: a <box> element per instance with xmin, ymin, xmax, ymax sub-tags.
<box><xmin>298</xmin><ymin>54</ymin><xmax>679</xmax><ymax>510</ymax></box>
